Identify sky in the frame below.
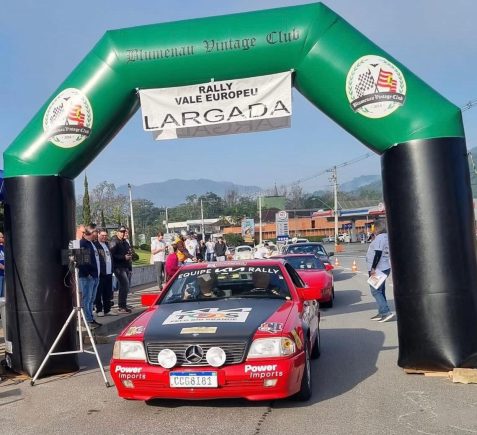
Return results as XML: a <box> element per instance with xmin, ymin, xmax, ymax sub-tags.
<box><xmin>2</xmin><ymin>0</ymin><xmax>477</xmax><ymax>195</ymax></box>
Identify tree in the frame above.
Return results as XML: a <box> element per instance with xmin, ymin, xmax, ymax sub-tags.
<box><xmin>82</xmin><ymin>175</ymin><xmax>91</xmax><ymax>224</ymax></box>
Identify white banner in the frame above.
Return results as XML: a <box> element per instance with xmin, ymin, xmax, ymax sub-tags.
<box><xmin>139</xmin><ymin>72</ymin><xmax>292</xmax><ymax>140</ymax></box>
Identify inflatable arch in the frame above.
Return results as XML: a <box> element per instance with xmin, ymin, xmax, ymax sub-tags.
<box><xmin>4</xmin><ymin>3</ymin><xmax>477</xmax><ymax>376</ymax></box>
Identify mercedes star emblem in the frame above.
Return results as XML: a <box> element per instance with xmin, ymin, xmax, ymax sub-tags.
<box><xmin>184</xmin><ymin>345</ymin><xmax>204</xmax><ymax>363</ymax></box>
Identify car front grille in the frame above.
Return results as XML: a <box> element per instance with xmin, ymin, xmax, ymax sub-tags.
<box><xmin>146</xmin><ymin>341</ymin><xmax>248</xmax><ymax>366</ymax></box>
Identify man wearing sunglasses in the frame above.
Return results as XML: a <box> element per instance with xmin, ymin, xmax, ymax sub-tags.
<box><xmin>109</xmin><ymin>226</ymin><xmax>132</xmax><ymax>313</ymax></box>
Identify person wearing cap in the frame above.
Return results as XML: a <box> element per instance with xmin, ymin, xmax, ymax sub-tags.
<box><xmin>109</xmin><ymin>226</ymin><xmax>132</xmax><ymax>313</ymax></box>
<box><xmin>175</xmin><ymin>232</ymin><xmax>194</xmax><ymax>264</ymax></box>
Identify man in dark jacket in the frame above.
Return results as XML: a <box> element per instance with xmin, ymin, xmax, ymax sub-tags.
<box><xmin>109</xmin><ymin>226</ymin><xmax>132</xmax><ymax>313</ymax></box>
<box><xmin>94</xmin><ymin>228</ymin><xmax>117</xmax><ymax>317</ymax></box>
<box><xmin>78</xmin><ymin>224</ymin><xmax>101</xmax><ymax>327</ymax></box>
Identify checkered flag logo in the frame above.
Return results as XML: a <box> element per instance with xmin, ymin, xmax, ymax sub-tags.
<box><xmin>355</xmin><ymin>69</ymin><xmax>376</xmax><ymax>97</ymax></box>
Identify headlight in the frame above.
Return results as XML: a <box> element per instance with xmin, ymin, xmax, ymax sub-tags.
<box><xmin>206</xmin><ymin>347</ymin><xmax>226</xmax><ymax>367</ymax></box>
<box><xmin>247</xmin><ymin>337</ymin><xmax>296</xmax><ymax>358</ymax></box>
<box><xmin>158</xmin><ymin>349</ymin><xmax>177</xmax><ymax>369</ymax></box>
<box><xmin>113</xmin><ymin>340</ymin><xmax>146</xmax><ymax>361</ymax></box>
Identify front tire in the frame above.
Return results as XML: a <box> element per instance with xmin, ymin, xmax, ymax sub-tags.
<box><xmin>295</xmin><ymin>347</ymin><xmax>312</xmax><ymax>401</ymax></box>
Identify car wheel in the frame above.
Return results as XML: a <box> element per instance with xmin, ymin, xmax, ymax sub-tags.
<box><xmin>321</xmin><ymin>288</ymin><xmax>334</xmax><ymax>308</ymax></box>
<box><xmin>310</xmin><ymin>328</ymin><xmax>321</xmax><ymax>360</ymax></box>
<box><xmin>295</xmin><ymin>347</ymin><xmax>312</xmax><ymax>401</ymax></box>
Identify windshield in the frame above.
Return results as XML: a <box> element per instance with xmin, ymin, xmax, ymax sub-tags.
<box><xmin>237</xmin><ymin>246</ymin><xmax>251</xmax><ymax>252</ymax></box>
<box><xmin>286</xmin><ymin>256</ymin><xmax>325</xmax><ymax>270</ymax></box>
<box><xmin>161</xmin><ymin>266</ymin><xmax>291</xmax><ymax>304</ymax></box>
<box><xmin>286</xmin><ymin>244</ymin><xmax>326</xmax><ymax>255</ymax></box>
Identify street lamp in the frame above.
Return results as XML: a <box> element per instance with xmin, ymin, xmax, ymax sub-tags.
<box><xmin>127</xmin><ymin>183</ymin><xmax>136</xmax><ymax>246</ymax></box>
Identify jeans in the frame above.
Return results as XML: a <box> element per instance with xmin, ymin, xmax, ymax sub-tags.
<box><xmin>369</xmin><ymin>269</ymin><xmax>391</xmax><ymax>316</ymax></box>
<box><xmin>95</xmin><ymin>274</ymin><xmax>112</xmax><ymax>313</ymax></box>
<box><xmin>114</xmin><ymin>267</ymin><xmax>130</xmax><ymax>309</ymax></box>
<box><xmin>206</xmin><ymin>253</ymin><xmax>215</xmax><ymax>261</ymax></box>
<box><xmin>155</xmin><ymin>261</ymin><xmax>164</xmax><ymax>288</ymax></box>
<box><xmin>79</xmin><ymin>275</ymin><xmax>99</xmax><ymax>322</ymax></box>
<box><xmin>0</xmin><ymin>276</ymin><xmax>4</xmax><ymax>298</ymax></box>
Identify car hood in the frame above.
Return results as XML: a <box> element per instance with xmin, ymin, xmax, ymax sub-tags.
<box><xmin>143</xmin><ymin>298</ymin><xmax>288</xmax><ymax>343</ymax></box>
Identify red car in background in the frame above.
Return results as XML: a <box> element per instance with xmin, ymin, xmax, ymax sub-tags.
<box><xmin>110</xmin><ymin>259</ymin><xmax>321</xmax><ymax>402</ymax></box>
<box><xmin>275</xmin><ymin>254</ymin><xmax>335</xmax><ymax>308</ymax></box>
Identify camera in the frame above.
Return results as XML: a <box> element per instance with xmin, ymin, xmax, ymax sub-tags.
<box><xmin>61</xmin><ymin>246</ymin><xmax>91</xmax><ymax>266</ymax></box>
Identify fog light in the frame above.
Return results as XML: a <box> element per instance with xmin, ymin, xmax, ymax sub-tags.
<box><xmin>122</xmin><ymin>380</ymin><xmax>135</xmax><ymax>388</ymax></box>
<box><xmin>264</xmin><ymin>379</ymin><xmax>278</xmax><ymax>387</ymax></box>
<box><xmin>158</xmin><ymin>349</ymin><xmax>177</xmax><ymax>368</ymax></box>
<box><xmin>206</xmin><ymin>347</ymin><xmax>226</xmax><ymax>367</ymax></box>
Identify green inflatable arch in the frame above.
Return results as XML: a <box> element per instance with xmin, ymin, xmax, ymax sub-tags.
<box><xmin>4</xmin><ymin>3</ymin><xmax>477</xmax><ymax>376</ymax></box>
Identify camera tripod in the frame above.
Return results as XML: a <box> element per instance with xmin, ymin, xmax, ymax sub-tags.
<box><xmin>31</xmin><ymin>261</ymin><xmax>111</xmax><ymax>387</ymax></box>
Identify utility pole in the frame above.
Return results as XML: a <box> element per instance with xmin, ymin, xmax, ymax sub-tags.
<box><xmin>200</xmin><ymin>199</ymin><xmax>205</xmax><ymax>241</ymax></box>
<box><xmin>127</xmin><ymin>183</ymin><xmax>136</xmax><ymax>246</ymax></box>
<box><xmin>328</xmin><ymin>167</ymin><xmax>339</xmax><ymax>251</ymax></box>
<box><xmin>259</xmin><ymin>195</ymin><xmax>263</xmax><ymax>245</ymax></box>
<box><xmin>165</xmin><ymin>207</ymin><xmax>169</xmax><ymax>234</ymax></box>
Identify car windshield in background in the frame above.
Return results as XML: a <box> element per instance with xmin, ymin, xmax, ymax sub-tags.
<box><xmin>286</xmin><ymin>256</ymin><xmax>325</xmax><ymax>270</ymax></box>
<box><xmin>237</xmin><ymin>247</ymin><xmax>251</xmax><ymax>252</ymax></box>
<box><xmin>286</xmin><ymin>244</ymin><xmax>326</xmax><ymax>255</ymax></box>
<box><xmin>161</xmin><ymin>266</ymin><xmax>291</xmax><ymax>304</ymax></box>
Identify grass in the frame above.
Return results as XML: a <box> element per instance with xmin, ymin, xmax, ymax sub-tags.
<box><xmin>133</xmin><ymin>248</ymin><xmax>151</xmax><ymax>267</ymax></box>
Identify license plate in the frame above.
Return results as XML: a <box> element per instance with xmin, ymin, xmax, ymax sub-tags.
<box><xmin>170</xmin><ymin>371</ymin><xmax>218</xmax><ymax>388</ymax></box>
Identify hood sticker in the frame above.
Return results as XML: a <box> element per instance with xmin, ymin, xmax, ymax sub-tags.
<box><xmin>124</xmin><ymin>325</ymin><xmax>145</xmax><ymax>336</ymax></box>
<box><xmin>163</xmin><ymin>307</ymin><xmax>252</xmax><ymax>324</ymax></box>
<box><xmin>180</xmin><ymin>326</ymin><xmax>218</xmax><ymax>334</ymax></box>
<box><xmin>346</xmin><ymin>55</ymin><xmax>406</xmax><ymax>119</ymax></box>
<box><xmin>258</xmin><ymin>322</ymin><xmax>284</xmax><ymax>333</ymax></box>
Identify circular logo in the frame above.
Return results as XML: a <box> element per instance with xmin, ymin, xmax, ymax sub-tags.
<box><xmin>278</xmin><ymin>211</ymin><xmax>288</xmax><ymax>220</ymax></box>
<box><xmin>346</xmin><ymin>55</ymin><xmax>406</xmax><ymax>119</ymax></box>
<box><xmin>184</xmin><ymin>345</ymin><xmax>204</xmax><ymax>363</ymax></box>
<box><xmin>43</xmin><ymin>88</ymin><xmax>93</xmax><ymax>148</ymax></box>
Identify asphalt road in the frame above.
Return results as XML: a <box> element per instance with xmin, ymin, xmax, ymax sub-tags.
<box><xmin>2</xmin><ymin>250</ymin><xmax>477</xmax><ymax>435</ymax></box>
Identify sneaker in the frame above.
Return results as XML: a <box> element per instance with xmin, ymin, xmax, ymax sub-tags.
<box><xmin>88</xmin><ymin>322</ymin><xmax>99</xmax><ymax>329</ymax></box>
<box><xmin>126</xmin><ymin>305</ymin><xmax>134</xmax><ymax>310</ymax></box>
<box><xmin>97</xmin><ymin>311</ymin><xmax>105</xmax><ymax>317</ymax></box>
<box><xmin>370</xmin><ymin>314</ymin><xmax>382</xmax><ymax>321</ymax></box>
<box><xmin>117</xmin><ymin>307</ymin><xmax>132</xmax><ymax>314</ymax></box>
<box><xmin>378</xmin><ymin>313</ymin><xmax>395</xmax><ymax>323</ymax></box>
<box><xmin>90</xmin><ymin>319</ymin><xmax>102</xmax><ymax>326</ymax></box>
<box><xmin>110</xmin><ymin>301</ymin><xmax>115</xmax><ymax>307</ymax></box>
<box><xmin>104</xmin><ymin>311</ymin><xmax>118</xmax><ymax>316</ymax></box>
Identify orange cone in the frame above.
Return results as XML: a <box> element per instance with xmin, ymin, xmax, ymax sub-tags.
<box><xmin>334</xmin><ymin>257</ymin><xmax>340</xmax><ymax>267</ymax></box>
<box><xmin>352</xmin><ymin>259</ymin><xmax>358</xmax><ymax>272</ymax></box>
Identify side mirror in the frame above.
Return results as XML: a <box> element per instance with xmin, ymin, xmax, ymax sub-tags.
<box><xmin>141</xmin><ymin>293</ymin><xmax>159</xmax><ymax>307</ymax></box>
<box><xmin>297</xmin><ymin>287</ymin><xmax>320</xmax><ymax>301</ymax></box>
<box><xmin>325</xmin><ymin>263</ymin><xmax>334</xmax><ymax>271</ymax></box>
<box><xmin>328</xmin><ymin>252</ymin><xmax>334</xmax><ymax>257</ymax></box>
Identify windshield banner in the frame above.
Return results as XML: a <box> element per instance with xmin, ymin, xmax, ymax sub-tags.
<box><xmin>139</xmin><ymin>72</ymin><xmax>292</xmax><ymax>140</ymax></box>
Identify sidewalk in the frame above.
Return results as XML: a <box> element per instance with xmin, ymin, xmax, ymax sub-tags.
<box><xmin>0</xmin><ymin>282</ymin><xmax>160</xmax><ymax>351</ymax></box>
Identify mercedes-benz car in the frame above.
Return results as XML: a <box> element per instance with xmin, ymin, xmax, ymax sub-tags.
<box><xmin>110</xmin><ymin>259</ymin><xmax>321</xmax><ymax>402</ymax></box>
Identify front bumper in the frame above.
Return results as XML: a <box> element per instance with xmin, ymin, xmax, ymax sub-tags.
<box><xmin>110</xmin><ymin>352</ymin><xmax>305</xmax><ymax>401</ymax></box>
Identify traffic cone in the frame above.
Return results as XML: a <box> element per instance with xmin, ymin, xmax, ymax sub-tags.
<box><xmin>351</xmin><ymin>259</ymin><xmax>358</xmax><ymax>272</ymax></box>
<box><xmin>334</xmin><ymin>257</ymin><xmax>340</xmax><ymax>267</ymax></box>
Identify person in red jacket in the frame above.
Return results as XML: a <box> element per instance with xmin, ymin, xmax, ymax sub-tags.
<box><xmin>165</xmin><ymin>244</ymin><xmax>180</xmax><ymax>282</ymax></box>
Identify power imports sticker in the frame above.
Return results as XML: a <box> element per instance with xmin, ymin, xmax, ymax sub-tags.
<box><xmin>43</xmin><ymin>88</ymin><xmax>93</xmax><ymax>148</ymax></box>
<box><xmin>346</xmin><ymin>55</ymin><xmax>406</xmax><ymax>119</ymax></box>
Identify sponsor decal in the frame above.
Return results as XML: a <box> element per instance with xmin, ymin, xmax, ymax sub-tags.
<box><xmin>290</xmin><ymin>329</ymin><xmax>303</xmax><ymax>350</ymax></box>
<box><xmin>124</xmin><ymin>325</ymin><xmax>145</xmax><ymax>336</ymax></box>
<box><xmin>163</xmin><ymin>307</ymin><xmax>252</xmax><ymax>324</ymax></box>
<box><xmin>43</xmin><ymin>88</ymin><xmax>93</xmax><ymax>147</ymax></box>
<box><xmin>114</xmin><ymin>365</ymin><xmax>146</xmax><ymax>380</ymax></box>
<box><xmin>346</xmin><ymin>55</ymin><xmax>406</xmax><ymax>119</ymax></box>
<box><xmin>245</xmin><ymin>364</ymin><xmax>283</xmax><ymax>379</ymax></box>
<box><xmin>258</xmin><ymin>322</ymin><xmax>284</xmax><ymax>334</ymax></box>
<box><xmin>180</xmin><ymin>327</ymin><xmax>217</xmax><ymax>334</ymax></box>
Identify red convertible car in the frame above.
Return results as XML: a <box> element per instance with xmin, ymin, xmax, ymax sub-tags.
<box><xmin>275</xmin><ymin>254</ymin><xmax>335</xmax><ymax>308</ymax></box>
<box><xmin>110</xmin><ymin>259</ymin><xmax>321</xmax><ymax>402</ymax></box>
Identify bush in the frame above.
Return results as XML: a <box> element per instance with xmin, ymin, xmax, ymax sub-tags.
<box><xmin>140</xmin><ymin>243</ymin><xmax>151</xmax><ymax>251</ymax></box>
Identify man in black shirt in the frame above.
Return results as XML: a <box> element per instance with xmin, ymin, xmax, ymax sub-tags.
<box><xmin>110</xmin><ymin>226</ymin><xmax>132</xmax><ymax>313</ymax></box>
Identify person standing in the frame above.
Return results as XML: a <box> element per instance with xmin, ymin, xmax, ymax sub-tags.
<box><xmin>151</xmin><ymin>231</ymin><xmax>166</xmax><ymax>289</ymax></box>
<box><xmin>78</xmin><ymin>224</ymin><xmax>101</xmax><ymax>327</ymax></box>
<box><xmin>165</xmin><ymin>243</ymin><xmax>180</xmax><ymax>282</ymax></box>
<box><xmin>198</xmin><ymin>240</ymin><xmax>207</xmax><ymax>261</ymax></box>
<box><xmin>110</xmin><ymin>226</ymin><xmax>132</xmax><ymax>314</ymax></box>
<box><xmin>94</xmin><ymin>229</ymin><xmax>117</xmax><ymax>317</ymax></box>
<box><xmin>205</xmin><ymin>238</ymin><xmax>215</xmax><ymax>261</ymax></box>
<box><xmin>214</xmin><ymin>237</ymin><xmax>227</xmax><ymax>262</ymax></box>
<box><xmin>366</xmin><ymin>220</ymin><xmax>394</xmax><ymax>322</ymax></box>
<box><xmin>185</xmin><ymin>233</ymin><xmax>199</xmax><ymax>260</ymax></box>
<box><xmin>0</xmin><ymin>232</ymin><xmax>5</xmax><ymax>298</ymax></box>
